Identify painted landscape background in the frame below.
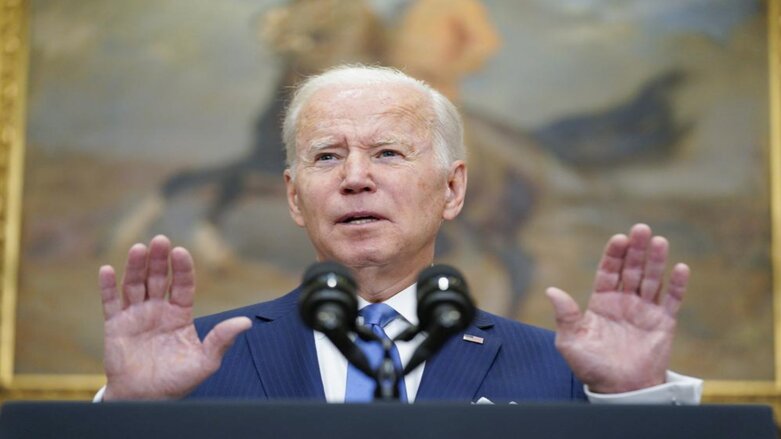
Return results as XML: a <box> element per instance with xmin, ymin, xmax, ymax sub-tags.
<box><xmin>19</xmin><ymin>0</ymin><xmax>771</xmax><ymax>381</ymax></box>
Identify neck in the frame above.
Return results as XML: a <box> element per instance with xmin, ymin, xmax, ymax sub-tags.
<box><xmin>349</xmin><ymin>255</ymin><xmax>433</xmax><ymax>303</ymax></box>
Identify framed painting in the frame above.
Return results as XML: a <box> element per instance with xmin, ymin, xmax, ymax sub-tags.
<box><xmin>0</xmin><ymin>0</ymin><xmax>779</xmax><ymax>406</ymax></box>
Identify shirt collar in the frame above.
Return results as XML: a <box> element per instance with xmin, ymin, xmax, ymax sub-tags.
<box><xmin>357</xmin><ymin>283</ymin><xmax>419</xmax><ymax>326</ymax></box>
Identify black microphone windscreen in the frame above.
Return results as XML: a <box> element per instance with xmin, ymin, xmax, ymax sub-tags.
<box><xmin>299</xmin><ymin>261</ymin><xmax>358</xmax><ymax>333</ymax></box>
<box><xmin>302</xmin><ymin>261</ymin><xmax>356</xmax><ymax>287</ymax></box>
<box><xmin>298</xmin><ymin>262</ymin><xmax>375</xmax><ymax>378</ymax></box>
<box><xmin>404</xmin><ymin>264</ymin><xmax>476</xmax><ymax>374</ymax></box>
<box><xmin>416</xmin><ymin>264</ymin><xmax>475</xmax><ymax>333</ymax></box>
<box><xmin>416</xmin><ymin>264</ymin><xmax>469</xmax><ymax>302</ymax></box>
<box><xmin>416</xmin><ymin>264</ymin><xmax>464</xmax><ymax>287</ymax></box>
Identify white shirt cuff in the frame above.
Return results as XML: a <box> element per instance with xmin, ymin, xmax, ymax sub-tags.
<box><xmin>93</xmin><ymin>385</ymin><xmax>106</xmax><ymax>403</ymax></box>
<box><xmin>584</xmin><ymin>371</ymin><xmax>703</xmax><ymax>405</ymax></box>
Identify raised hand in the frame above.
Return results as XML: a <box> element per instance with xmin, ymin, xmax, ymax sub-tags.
<box><xmin>545</xmin><ymin>224</ymin><xmax>690</xmax><ymax>394</ymax></box>
<box><xmin>99</xmin><ymin>235</ymin><xmax>251</xmax><ymax>400</ymax></box>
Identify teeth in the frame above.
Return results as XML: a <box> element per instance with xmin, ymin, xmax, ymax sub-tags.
<box><xmin>347</xmin><ymin>217</ymin><xmax>378</xmax><ymax>224</ymax></box>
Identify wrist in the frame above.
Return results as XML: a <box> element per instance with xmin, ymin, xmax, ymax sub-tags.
<box><xmin>587</xmin><ymin>374</ymin><xmax>666</xmax><ymax>394</ymax></box>
<box><xmin>585</xmin><ymin>371</ymin><xmax>703</xmax><ymax>404</ymax></box>
<box><xmin>102</xmin><ymin>384</ymin><xmax>119</xmax><ymax>401</ymax></box>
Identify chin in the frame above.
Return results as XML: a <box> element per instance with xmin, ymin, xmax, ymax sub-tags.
<box><xmin>330</xmin><ymin>246</ymin><xmax>395</xmax><ymax>269</ymax></box>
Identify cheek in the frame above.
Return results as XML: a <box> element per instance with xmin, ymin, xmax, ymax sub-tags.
<box><xmin>297</xmin><ymin>182</ymin><xmax>328</xmax><ymax>219</ymax></box>
<box><xmin>411</xmin><ymin>179</ymin><xmax>447</xmax><ymax>218</ymax></box>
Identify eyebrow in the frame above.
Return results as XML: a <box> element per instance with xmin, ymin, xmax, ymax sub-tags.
<box><xmin>306</xmin><ymin>137</ymin><xmax>342</xmax><ymax>152</ymax></box>
<box><xmin>370</xmin><ymin>138</ymin><xmax>399</xmax><ymax>147</ymax></box>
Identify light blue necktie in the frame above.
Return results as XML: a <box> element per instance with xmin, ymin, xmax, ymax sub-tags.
<box><xmin>344</xmin><ymin>303</ymin><xmax>408</xmax><ymax>402</ymax></box>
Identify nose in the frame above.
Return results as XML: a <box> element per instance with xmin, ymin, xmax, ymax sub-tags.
<box><xmin>339</xmin><ymin>153</ymin><xmax>376</xmax><ymax>194</ymax></box>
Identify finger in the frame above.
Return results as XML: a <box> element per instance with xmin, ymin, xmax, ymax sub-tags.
<box><xmin>169</xmin><ymin>246</ymin><xmax>196</xmax><ymax>308</ymax></box>
<box><xmin>620</xmin><ymin>224</ymin><xmax>652</xmax><ymax>294</ymax></box>
<box><xmin>545</xmin><ymin>287</ymin><xmax>583</xmax><ymax>334</ymax></box>
<box><xmin>662</xmin><ymin>263</ymin><xmax>690</xmax><ymax>316</ymax></box>
<box><xmin>593</xmin><ymin>234</ymin><xmax>629</xmax><ymax>293</ymax></box>
<box><xmin>203</xmin><ymin>317</ymin><xmax>253</xmax><ymax>365</ymax></box>
<box><xmin>121</xmin><ymin>243</ymin><xmax>149</xmax><ymax>307</ymax></box>
<box><xmin>639</xmin><ymin>236</ymin><xmax>668</xmax><ymax>302</ymax></box>
<box><xmin>147</xmin><ymin>235</ymin><xmax>172</xmax><ymax>300</ymax></box>
<box><xmin>98</xmin><ymin>265</ymin><xmax>121</xmax><ymax>320</ymax></box>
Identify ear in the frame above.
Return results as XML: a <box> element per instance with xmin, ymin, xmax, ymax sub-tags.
<box><xmin>284</xmin><ymin>169</ymin><xmax>306</xmax><ymax>227</ymax></box>
<box><xmin>442</xmin><ymin>160</ymin><xmax>467</xmax><ymax>221</ymax></box>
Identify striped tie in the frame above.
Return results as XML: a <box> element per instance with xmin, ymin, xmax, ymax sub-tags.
<box><xmin>344</xmin><ymin>303</ymin><xmax>408</xmax><ymax>402</ymax></box>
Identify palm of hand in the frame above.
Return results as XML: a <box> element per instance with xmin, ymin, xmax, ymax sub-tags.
<box><xmin>545</xmin><ymin>224</ymin><xmax>690</xmax><ymax>394</ymax></box>
<box><xmin>99</xmin><ymin>236</ymin><xmax>251</xmax><ymax>400</ymax></box>
<box><xmin>103</xmin><ymin>301</ymin><xmax>214</xmax><ymax>400</ymax></box>
<box><xmin>555</xmin><ymin>292</ymin><xmax>675</xmax><ymax>393</ymax></box>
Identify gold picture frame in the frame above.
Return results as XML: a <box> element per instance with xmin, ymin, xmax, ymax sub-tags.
<box><xmin>0</xmin><ymin>0</ymin><xmax>780</xmax><ymax>408</ymax></box>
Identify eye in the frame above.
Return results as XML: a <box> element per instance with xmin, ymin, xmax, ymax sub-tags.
<box><xmin>315</xmin><ymin>152</ymin><xmax>338</xmax><ymax>162</ymax></box>
<box><xmin>378</xmin><ymin>149</ymin><xmax>401</xmax><ymax>158</ymax></box>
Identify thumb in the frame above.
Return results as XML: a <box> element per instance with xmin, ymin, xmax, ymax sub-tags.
<box><xmin>203</xmin><ymin>316</ymin><xmax>252</xmax><ymax>364</ymax></box>
<box><xmin>545</xmin><ymin>287</ymin><xmax>582</xmax><ymax>333</ymax></box>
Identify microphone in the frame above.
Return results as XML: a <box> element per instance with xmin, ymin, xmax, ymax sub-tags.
<box><xmin>298</xmin><ymin>261</ymin><xmax>373</xmax><ymax>377</ymax></box>
<box><xmin>403</xmin><ymin>264</ymin><xmax>476</xmax><ymax>374</ymax></box>
<box><xmin>299</xmin><ymin>261</ymin><xmax>357</xmax><ymax>332</ymax></box>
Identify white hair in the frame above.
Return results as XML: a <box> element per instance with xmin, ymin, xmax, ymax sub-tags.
<box><xmin>282</xmin><ymin>65</ymin><xmax>465</xmax><ymax>176</ymax></box>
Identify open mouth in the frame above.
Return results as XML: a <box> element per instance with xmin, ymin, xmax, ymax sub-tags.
<box><xmin>337</xmin><ymin>213</ymin><xmax>385</xmax><ymax>225</ymax></box>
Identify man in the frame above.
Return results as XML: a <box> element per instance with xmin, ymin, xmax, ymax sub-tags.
<box><xmin>97</xmin><ymin>65</ymin><xmax>700</xmax><ymax>403</ymax></box>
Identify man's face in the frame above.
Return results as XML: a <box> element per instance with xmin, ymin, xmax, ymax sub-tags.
<box><xmin>284</xmin><ymin>83</ymin><xmax>466</xmax><ymax>271</ymax></box>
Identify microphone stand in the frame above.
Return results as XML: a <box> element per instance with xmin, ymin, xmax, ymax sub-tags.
<box><xmin>332</xmin><ymin>315</ymin><xmax>469</xmax><ymax>403</ymax></box>
<box><xmin>321</xmin><ymin>320</ymin><xmax>416</xmax><ymax>403</ymax></box>
<box><xmin>353</xmin><ymin>325</ymin><xmax>409</xmax><ymax>402</ymax></box>
<box><xmin>329</xmin><ymin>305</ymin><xmax>469</xmax><ymax>402</ymax></box>
<box><xmin>376</xmin><ymin>338</ymin><xmax>400</xmax><ymax>401</ymax></box>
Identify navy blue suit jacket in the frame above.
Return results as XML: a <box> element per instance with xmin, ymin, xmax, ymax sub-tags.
<box><xmin>189</xmin><ymin>289</ymin><xmax>587</xmax><ymax>402</ymax></box>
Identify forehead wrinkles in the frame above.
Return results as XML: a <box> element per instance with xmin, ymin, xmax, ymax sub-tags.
<box><xmin>298</xmin><ymin>88</ymin><xmax>435</xmax><ymax>146</ymax></box>
<box><xmin>367</xmin><ymin>103</ymin><xmax>434</xmax><ymax>148</ymax></box>
<box><xmin>298</xmin><ymin>85</ymin><xmax>435</xmax><ymax>134</ymax></box>
<box><xmin>374</xmin><ymin>97</ymin><xmax>433</xmax><ymax>129</ymax></box>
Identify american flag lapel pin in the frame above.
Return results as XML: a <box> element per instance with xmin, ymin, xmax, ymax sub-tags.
<box><xmin>463</xmin><ymin>334</ymin><xmax>484</xmax><ymax>344</ymax></box>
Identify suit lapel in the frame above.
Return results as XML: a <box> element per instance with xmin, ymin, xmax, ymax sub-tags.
<box><xmin>245</xmin><ymin>289</ymin><xmax>326</xmax><ymax>400</ymax></box>
<box><xmin>416</xmin><ymin>311</ymin><xmax>500</xmax><ymax>401</ymax></box>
